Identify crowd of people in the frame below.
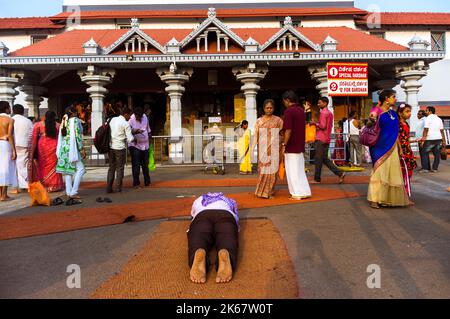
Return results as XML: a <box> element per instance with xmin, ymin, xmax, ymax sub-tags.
<box><xmin>0</xmin><ymin>101</ymin><xmax>153</xmax><ymax>204</ymax></box>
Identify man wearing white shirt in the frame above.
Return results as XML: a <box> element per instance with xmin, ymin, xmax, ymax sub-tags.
<box><xmin>107</xmin><ymin>108</ymin><xmax>134</xmax><ymax>193</ymax></box>
<box><xmin>419</xmin><ymin>106</ymin><xmax>446</xmax><ymax>173</ymax></box>
<box><xmin>12</xmin><ymin>104</ymin><xmax>33</xmax><ymax>192</ymax></box>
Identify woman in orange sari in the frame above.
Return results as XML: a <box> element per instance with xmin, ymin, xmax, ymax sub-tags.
<box><xmin>28</xmin><ymin>111</ymin><xmax>64</xmax><ymax>192</ymax></box>
<box><xmin>254</xmin><ymin>99</ymin><xmax>284</xmax><ymax>199</ymax></box>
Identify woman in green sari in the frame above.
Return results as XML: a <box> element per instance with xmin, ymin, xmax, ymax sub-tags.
<box><xmin>56</xmin><ymin>106</ymin><xmax>86</xmax><ymax>204</ymax></box>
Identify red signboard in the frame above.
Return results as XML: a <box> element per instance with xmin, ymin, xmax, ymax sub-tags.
<box><xmin>327</xmin><ymin>62</ymin><xmax>369</xmax><ymax>97</ymax></box>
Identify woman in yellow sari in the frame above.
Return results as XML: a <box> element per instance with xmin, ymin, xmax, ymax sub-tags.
<box><xmin>368</xmin><ymin>89</ymin><xmax>410</xmax><ymax>209</ymax></box>
<box><xmin>254</xmin><ymin>100</ymin><xmax>284</xmax><ymax>198</ymax></box>
<box><xmin>238</xmin><ymin>120</ymin><xmax>252</xmax><ymax>174</ymax></box>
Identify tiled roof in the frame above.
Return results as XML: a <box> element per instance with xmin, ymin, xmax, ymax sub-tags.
<box><xmin>0</xmin><ymin>17</ymin><xmax>63</xmax><ymax>30</ymax></box>
<box><xmin>420</xmin><ymin>106</ymin><xmax>450</xmax><ymax>117</ymax></box>
<box><xmin>9</xmin><ymin>26</ymin><xmax>407</xmax><ymax>57</ymax></box>
<box><xmin>50</xmin><ymin>7</ymin><xmax>367</xmax><ymax>21</ymax></box>
<box><xmin>356</xmin><ymin>12</ymin><xmax>450</xmax><ymax>26</ymax></box>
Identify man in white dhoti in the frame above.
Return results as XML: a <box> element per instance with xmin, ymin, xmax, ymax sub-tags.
<box><xmin>281</xmin><ymin>91</ymin><xmax>311</xmax><ymax>200</ymax></box>
<box><xmin>12</xmin><ymin>104</ymin><xmax>33</xmax><ymax>193</ymax></box>
<box><xmin>0</xmin><ymin>101</ymin><xmax>18</xmax><ymax>201</ymax></box>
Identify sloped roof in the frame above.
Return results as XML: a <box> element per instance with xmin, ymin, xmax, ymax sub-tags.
<box><xmin>356</xmin><ymin>12</ymin><xmax>450</xmax><ymax>27</ymax></box>
<box><xmin>9</xmin><ymin>26</ymin><xmax>408</xmax><ymax>57</ymax></box>
<box><xmin>0</xmin><ymin>17</ymin><xmax>64</xmax><ymax>30</ymax></box>
<box><xmin>50</xmin><ymin>7</ymin><xmax>367</xmax><ymax>21</ymax></box>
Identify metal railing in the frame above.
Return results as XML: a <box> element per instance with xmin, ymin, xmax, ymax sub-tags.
<box><xmin>83</xmin><ymin>130</ymin><xmax>450</xmax><ymax>168</ymax></box>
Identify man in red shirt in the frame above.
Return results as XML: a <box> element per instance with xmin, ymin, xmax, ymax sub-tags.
<box><xmin>312</xmin><ymin>97</ymin><xmax>345</xmax><ymax>184</ymax></box>
<box><xmin>281</xmin><ymin>90</ymin><xmax>312</xmax><ymax>200</ymax></box>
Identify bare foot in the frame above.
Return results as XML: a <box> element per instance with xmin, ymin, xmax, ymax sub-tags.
<box><xmin>339</xmin><ymin>173</ymin><xmax>346</xmax><ymax>184</ymax></box>
<box><xmin>190</xmin><ymin>249</ymin><xmax>207</xmax><ymax>284</ymax></box>
<box><xmin>10</xmin><ymin>189</ymin><xmax>20</xmax><ymax>194</ymax></box>
<box><xmin>216</xmin><ymin>249</ymin><xmax>233</xmax><ymax>284</ymax></box>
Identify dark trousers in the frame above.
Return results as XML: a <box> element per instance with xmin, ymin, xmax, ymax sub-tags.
<box><xmin>107</xmin><ymin>149</ymin><xmax>126</xmax><ymax>192</ymax></box>
<box><xmin>188</xmin><ymin>210</ymin><xmax>239</xmax><ymax>271</ymax></box>
<box><xmin>314</xmin><ymin>140</ymin><xmax>343</xmax><ymax>182</ymax></box>
<box><xmin>420</xmin><ymin>140</ymin><xmax>442</xmax><ymax>171</ymax></box>
<box><xmin>129</xmin><ymin>147</ymin><xmax>151</xmax><ymax>187</ymax></box>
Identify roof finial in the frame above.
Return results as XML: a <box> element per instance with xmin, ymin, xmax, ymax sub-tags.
<box><xmin>208</xmin><ymin>7</ymin><xmax>216</xmax><ymax>19</ymax></box>
<box><xmin>131</xmin><ymin>18</ymin><xmax>140</xmax><ymax>29</ymax></box>
<box><xmin>284</xmin><ymin>16</ymin><xmax>293</xmax><ymax>27</ymax></box>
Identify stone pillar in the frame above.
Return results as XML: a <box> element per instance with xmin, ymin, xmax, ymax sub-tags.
<box><xmin>396</xmin><ymin>61</ymin><xmax>429</xmax><ymax>133</ymax></box>
<box><xmin>78</xmin><ymin>66</ymin><xmax>115</xmax><ymax>138</ymax></box>
<box><xmin>21</xmin><ymin>85</ymin><xmax>47</xmax><ymax>119</ymax></box>
<box><xmin>0</xmin><ymin>69</ymin><xmax>23</xmax><ymax>107</ymax></box>
<box><xmin>232</xmin><ymin>63</ymin><xmax>269</xmax><ymax>131</ymax></box>
<box><xmin>308</xmin><ymin>64</ymin><xmax>333</xmax><ymax>110</ymax></box>
<box><xmin>157</xmin><ymin>64</ymin><xmax>193</xmax><ymax>161</ymax></box>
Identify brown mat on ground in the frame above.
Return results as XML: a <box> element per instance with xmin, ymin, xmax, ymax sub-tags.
<box><xmin>91</xmin><ymin>219</ymin><xmax>299</xmax><ymax>299</ymax></box>
<box><xmin>0</xmin><ymin>188</ymin><xmax>361</xmax><ymax>241</ymax></box>
<box><xmin>81</xmin><ymin>176</ymin><xmax>370</xmax><ymax>189</ymax></box>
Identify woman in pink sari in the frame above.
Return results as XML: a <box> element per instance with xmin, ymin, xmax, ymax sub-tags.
<box><xmin>28</xmin><ymin>111</ymin><xmax>63</xmax><ymax>192</ymax></box>
<box><xmin>254</xmin><ymin>99</ymin><xmax>284</xmax><ymax>199</ymax></box>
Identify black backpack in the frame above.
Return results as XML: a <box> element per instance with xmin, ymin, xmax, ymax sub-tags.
<box><xmin>94</xmin><ymin>118</ymin><xmax>112</xmax><ymax>154</ymax></box>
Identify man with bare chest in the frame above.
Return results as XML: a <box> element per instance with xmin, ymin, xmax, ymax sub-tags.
<box><xmin>0</xmin><ymin>101</ymin><xmax>17</xmax><ymax>201</ymax></box>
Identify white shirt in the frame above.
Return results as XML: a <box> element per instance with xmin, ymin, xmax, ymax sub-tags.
<box><xmin>424</xmin><ymin>114</ymin><xmax>444</xmax><ymax>141</ymax></box>
<box><xmin>415</xmin><ymin>117</ymin><xmax>426</xmax><ymax>139</ymax></box>
<box><xmin>109</xmin><ymin>115</ymin><xmax>134</xmax><ymax>150</ymax></box>
<box><xmin>12</xmin><ymin>114</ymin><xmax>33</xmax><ymax>148</ymax></box>
<box><xmin>190</xmin><ymin>196</ymin><xmax>238</xmax><ymax>223</ymax></box>
<box><xmin>349</xmin><ymin>119</ymin><xmax>360</xmax><ymax>136</ymax></box>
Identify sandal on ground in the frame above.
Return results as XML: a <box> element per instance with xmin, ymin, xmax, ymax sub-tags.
<box><xmin>96</xmin><ymin>197</ymin><xmax>104</xmax><ymax>203</ymax></box>
<box><xmin>370</xmin><ymin>202</ymin><xmax>381</xmax><ymax>209</ymax></box>
<box><xmin>339</xmin><ymin>173</ymin><xmax>346</xmax><ymax>184</ymax></box>
<box><xmin>66</xmin><ymin>198</ymin><xmax>83</xmax><ymax>206</ymax></box>
<box><xmin>104</xmin><ymin>197</ymin><xmax>112</xmax><ymax>203</ymax></box>
<box><xmin>52</xmin><ymin>197</ymin><xmax>65</xmax><ymax>206</ymax></box>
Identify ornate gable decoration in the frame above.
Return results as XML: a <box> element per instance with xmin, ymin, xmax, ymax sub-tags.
<box><xmin>104</xmin><ymin>18</ymin><xmax>165</xmax><ymax>54</ymax></box>
<box><xmin>260</xmin><ymin>16</ymin><xmax>321</xmax><ymax>52</ymax></box>
<box><xmin>179</xmin><ymin>8</ymin><xmax>245</xmax><ymax>53</ymax></box>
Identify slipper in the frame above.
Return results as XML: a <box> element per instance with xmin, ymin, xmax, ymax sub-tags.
<box><xmin>52</xmin><ymin>197</ymin><xmax>65</xmax><ymax>206</ymax></box>
<box><xmin>104</xmin><ymin>197</ymin><xmax>112</xmax><ymax>203</ymax></box>
<box><xmin>96</xmin><ymin>197</ymin><xmax>104</xmax><ymax>203</ymax></box>
<box><xmin>339</xmin><ymin>173</ymin><xmax>346</xmax><ymax>184</ymax></box>
<box><xmin>66</xmin><ymin>198</ymin><xmax>83</xmax><ymax>206</ymax></box>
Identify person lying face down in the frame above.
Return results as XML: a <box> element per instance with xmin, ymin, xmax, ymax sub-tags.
<box><xmin>188</xmin><ymin>192</ymin><xmax>239</xmax><ymax>284</ymax></box>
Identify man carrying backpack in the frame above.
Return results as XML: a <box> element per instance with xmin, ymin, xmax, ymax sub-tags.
<box><xmin>106</xmin><ymin>107</ymin><xmax>134</xmax><ymax>193</ymax></box>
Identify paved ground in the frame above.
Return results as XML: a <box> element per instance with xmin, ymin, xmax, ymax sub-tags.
<box><xmin>0</xmin><ymin>162</ymin><xmax>449</xmax><ymax>299</ymax></box>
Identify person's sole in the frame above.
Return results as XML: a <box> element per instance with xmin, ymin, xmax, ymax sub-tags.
<box><xmin>216</xmin><ymin>249</ymin><xmax>233</xmax><ymax>284</ymax></box>
<box><xmin>190</xmin><ymin>249</ymin><xmax>207</xmax><ymax>284</ymax></box>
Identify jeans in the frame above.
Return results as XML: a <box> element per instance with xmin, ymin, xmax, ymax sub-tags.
<box><xmin>129</xmin><ymin>146</ymin><xmax>151</xmax><ymax>187</ymax></box>
<box><xmin>107</xmin><ymin>149</ymin><xmax>127</xmax><ymax>192</ymax></box>
<box><xmin>314</xmin><ymin>140</ymin><xmax>343</xmax><ymax>182</ymax></box>
<box><xmin>64</xmin><ymin>160</ymin><xmax>86</xmax><ymax>197</ymax></box>
<box><xmin>420</xmin><ymin>140</ymin><xmax>442</xmax><ymax>171</ymax></box>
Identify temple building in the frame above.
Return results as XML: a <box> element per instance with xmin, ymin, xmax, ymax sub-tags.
<box><xmin>0</xmin><ymin>0</ymin><xmax>449</xmax><ymax>159</ymax></box>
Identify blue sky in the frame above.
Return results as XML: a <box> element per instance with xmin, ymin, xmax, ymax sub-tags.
<box><xmin>0</xmin><ymin>0</ymin><xmax>449</xmax><ymax>18</ymax></box>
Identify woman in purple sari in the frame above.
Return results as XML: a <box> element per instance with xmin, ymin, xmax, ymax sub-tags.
<box><xmin>367</xmin><ymin>90</ymin><xmax>410</xmax><ymax>209</ymax></box>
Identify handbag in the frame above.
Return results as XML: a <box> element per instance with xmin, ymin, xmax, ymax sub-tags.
<box><xmin>148</xmin><ymin>144</ymin><xmax>156</xmax><ymax>171</ymax></box>
<box><xmin>305</xmin><ymin>124</ymin><xmax>316</xmax><ymax>144</ymax></box>
<box><xmin>360</xmin><ymin>120</ymin><xmax>380</xmax><ymax>147</ymax></box>
<box><xmin>28</xmin><ymin>181</ymin><xmax>51</xmax><ymax>207</ymax></box>
<box><xmin>278</xmin><ymin>161</ymin><xmax>285</xmax><ymax>180</ymax></box>
<box><xmin>440</xmin><ymin>146</ymin><xmax>448</xmax><ymax>160</ymax></box>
